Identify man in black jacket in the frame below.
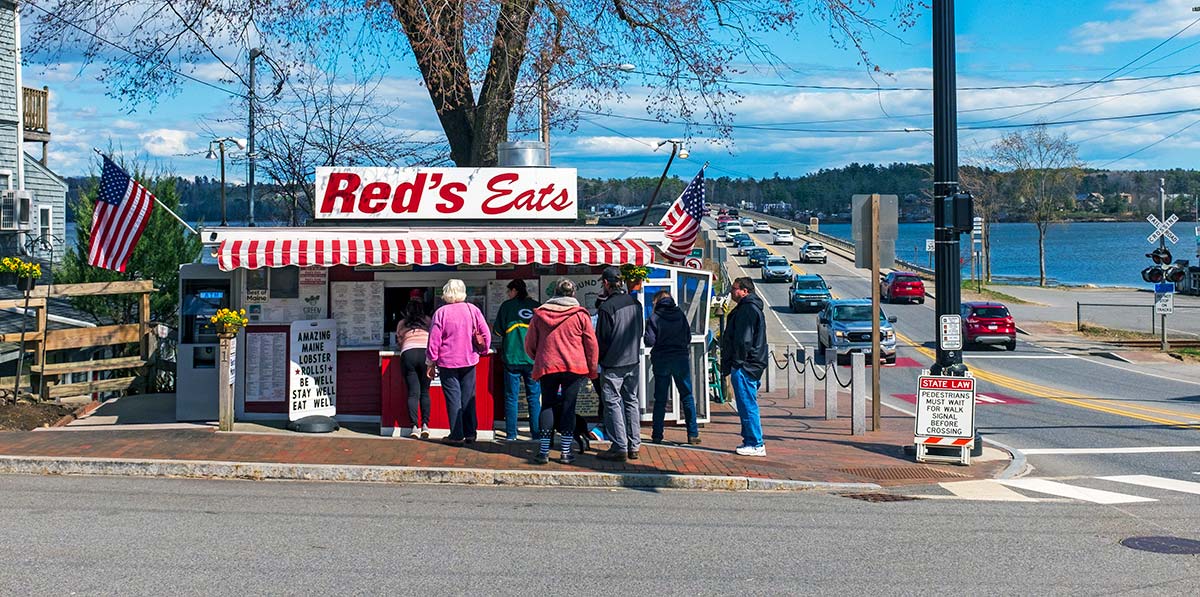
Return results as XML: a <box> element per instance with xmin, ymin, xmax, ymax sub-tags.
<box><xmin>595</xmin><ymin>267</ymin><xmax>644</xmax><ymax>461</ymax></box>
<box><xmin>645</xmin><ymin>290</ymin><xmax>699</xmax><ymax>445</ymax></box>
<box><xmin>720</xmin><ymin>277</ymin><xmax>768</xmax><ymax>456</ymax></box>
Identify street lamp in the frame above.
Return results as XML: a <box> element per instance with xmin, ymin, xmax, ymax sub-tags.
<box><xmin>639</xmin><ymin>139</ymin><xmax>687</xmax><ymax>226</ymax></box>
<box><xmin>207</xmin><ymin>137</ymin><xmax>246</xmax><ymax>226</ymax></box>
<box><xmin>539</xmin><ymin>62</ymin><xmax>636</xmax><ymax>164</ymax></box>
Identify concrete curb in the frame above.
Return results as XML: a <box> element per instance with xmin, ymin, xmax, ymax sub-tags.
<box><xmin>0</xmin><ymin>455</ymin><xmax>882</xmax><ymax>492</ymax></box>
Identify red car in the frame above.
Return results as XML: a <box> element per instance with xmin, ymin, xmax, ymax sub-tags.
<box><xmin>881</xmin><ymin>272</ymin><xmax>926</xmax><ymax>304</ymax></box>
<box><xmin>961</xmin><ymin>301</ymin><xmax>1017</xmax><ymax>351</ymax></box>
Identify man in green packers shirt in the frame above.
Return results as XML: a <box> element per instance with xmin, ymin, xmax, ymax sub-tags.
<box><xmin>496</xmin><ymin>279</ymin><xmax>542</xmax><ymax>441</ymax></box>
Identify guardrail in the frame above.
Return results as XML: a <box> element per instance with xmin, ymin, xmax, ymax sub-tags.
<box><xmin>740</xmin><ymin>209</ymin><xmax>934</xmax><ymax>278</ymax></box>
<box><xmin>1076</xmin><ymin>301</ymin><xmax>1200</xmax><ymax>337</ymax></box>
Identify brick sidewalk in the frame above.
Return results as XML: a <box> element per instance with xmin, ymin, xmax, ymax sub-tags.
<box><xmin>0</xmin><ymin>389</ymin><xmax>1007</xmax><ymax>488</ymax></box>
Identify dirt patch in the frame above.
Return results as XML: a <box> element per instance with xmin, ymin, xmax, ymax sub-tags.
<box><xmin>0</xmin><ymin>402</ymin><xmax>74</xmax><ymax>431</ymax></box>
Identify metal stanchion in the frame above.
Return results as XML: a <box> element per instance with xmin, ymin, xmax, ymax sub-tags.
<box><xmin>803</xmin><ymin>353</ymin><xmax>815</xmax><ymax>409</ymax></box>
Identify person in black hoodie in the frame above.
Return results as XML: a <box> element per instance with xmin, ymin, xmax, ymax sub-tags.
<box><xmin>644</xmin><ymin>290</ymin><xmax>700</xmax><ymax>445</ymax></box>
<box><xmin>720</xmin><ymin>277</ymin><xmax>768</xmax><ymax>456</ymax></box>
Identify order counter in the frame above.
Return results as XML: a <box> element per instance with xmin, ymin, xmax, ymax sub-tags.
<box><xmin>379</xmin><ymin>350</ymin><xmax>499</xmax><ymax>439</ymax></box>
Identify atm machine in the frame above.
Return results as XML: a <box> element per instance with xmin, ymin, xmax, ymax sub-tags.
<box><xmin>176</xmin><ymin>262</ymin><xmax>235</xmax><ymax>421</ymax></box>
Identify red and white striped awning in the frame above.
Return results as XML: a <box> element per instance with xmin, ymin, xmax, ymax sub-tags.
<box><xmin>217</xmin><ymin>237</ymin><xmax>656</xmax><ymax>271</ymax></box>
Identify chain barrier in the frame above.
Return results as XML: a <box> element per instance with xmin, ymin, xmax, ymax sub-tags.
<box><xmin>792</xmin><ymin>351</ymin><xmax>807</xmax><ymax>374</ymax></box>
<box><xmin>811</xmin><ymin>359</ymin><xmax>827</xmax><ymax>381</ymax></box>
<box><xmin>830</xmin><ymin>358</ymin><xmax>854</xmax><ymax>388</ymax></box>
<box><xmin>769</xmin><ymin>348</ymin><xmax>791</xmax><ymax>370</ymax></box>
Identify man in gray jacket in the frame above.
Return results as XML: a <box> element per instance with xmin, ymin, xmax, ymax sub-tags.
<box><xmin>595</xmin><ymin>266</ymin><xmax>644</xmax><ymax>461</ymax></box>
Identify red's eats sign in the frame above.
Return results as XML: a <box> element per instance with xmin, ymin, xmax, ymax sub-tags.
<box><xmin>919</xmin><ymin>376</ymin><xmax>974</xmax><ymax>391</ymax></box>
<box><xmin>314</xmin><ymin>167</ymin><xmax>578</xmax><ymax>220</ymax></box>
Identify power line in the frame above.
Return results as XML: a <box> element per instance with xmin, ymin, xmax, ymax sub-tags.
<box><xmin>25</xmin><ymin>2</ymin><xmax>245</xmax><ymax>99</ymax></box>
<box><xmin>627</xmin><ymin>67</ymin><xmax>1200</xmax><ymax>93</ymax></box>
<box><xmin>967</xmin><ymin>16</ymin><xmax>1200</xmax><ymax>125</ymax></box>
<box><xmin>577</xmin><ymin>106</ymin><xmax>1200</xmax><ymax>134</ymax></box>
<box><xmin>1099</xmin><ymin>117</ymin><xmax>1200</xmax><ymax>167</ymax></box>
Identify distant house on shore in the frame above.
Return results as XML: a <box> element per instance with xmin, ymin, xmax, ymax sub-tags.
<box><xmin>1074</xmin><ymin>192</ymin><xmax>1104</xmax><ymax>212</ymax></box>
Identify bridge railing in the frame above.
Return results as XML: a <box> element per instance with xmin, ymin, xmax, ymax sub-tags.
<box><xmin>740</xmin><ymin>209</ymin><xmax>934</xmax><ymax>278</ymax></box>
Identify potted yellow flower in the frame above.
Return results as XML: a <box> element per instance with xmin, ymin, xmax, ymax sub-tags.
<box><xmin>210</xmin><ymin>308</ymin><xmax>249</xmax><ymax>337</ymax></box>
<box><xmin>620</xmin><ymin>263</ymin><xmax>649</xmax><ymax>292</ymax></box>
<box><xmin>0</xmin><ymin>257</ymin><xmax>41</xmax><ymax>291</ymax></box>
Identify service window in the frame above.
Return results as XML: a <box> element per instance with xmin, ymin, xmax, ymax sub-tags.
<box><xmin>269</xmin><ymin>267</ymin><xmax>300</xmax><ymax>299</ymax></box>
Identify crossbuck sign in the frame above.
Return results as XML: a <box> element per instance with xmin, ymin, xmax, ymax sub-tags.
<box><xmin>1147</xmin><ymin>213</ymin><xmax>1179</xmax><ymax>244</ymax></box>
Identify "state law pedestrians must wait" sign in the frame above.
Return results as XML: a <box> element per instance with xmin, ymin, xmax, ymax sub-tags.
<box><xmin>289</xmin><ymin>319</ymin><xmax>338</xmax><ymax>421</ymax></box>
<box><xmin>914</xmin><ymin>375</ymin><xmax>976</xmax><ymax>440</ymax></box>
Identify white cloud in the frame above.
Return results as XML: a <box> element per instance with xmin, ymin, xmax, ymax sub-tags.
<box><xmin>138</xmin><ymin>129</ymin><xmax>195</xmax><ymax>157</ymax></box>
<box><xmin>1064</xmin><ymin>0</ymin><xmax>1200</xmax><ymax>54</ymax></box>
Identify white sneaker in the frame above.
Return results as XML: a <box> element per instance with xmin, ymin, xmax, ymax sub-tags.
<box><xmin>409</xmin><ymin>427</ymin><xmax>420</xmax><ymax>439</ymax></box>
<box><xmin>735</xmin><ymin>445</ymin><xmax>766</xmax><ymax>457</ymax></box>
<box><xmin>420</xmin><ymin>425</ymin><xmax>430</xmax><ymax>439</ymax></box>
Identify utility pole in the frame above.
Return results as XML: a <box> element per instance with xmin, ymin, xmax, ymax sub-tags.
<box><xmin>932</xmin><ymin>0</ymin><xmax>967</xmax><ymax>376</ymax></box>
<box><xmin>218</xmin><ymin>141</ymin><xmax>227</xmax><ymax>226</ymax></box>
<box><xmin>247</xmin><ymin>48</ymin><xmax>260</xmax><ymax>227</ymax></box>
<box><xmin>539</xmin><ymin>70</ymin><xmax>550</xmax><ymax>166</ymax></box>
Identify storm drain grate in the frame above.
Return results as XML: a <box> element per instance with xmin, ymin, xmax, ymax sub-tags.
<box><xmin>1120</xmin><ymin>536</ymin><xmax>1200</xmax><ymax>555</ymax></box>
<box><xmin>841</xmin><ymin>492</ymin><xmax>922</xmax><ymax>503</ymax></box>
<box><xmin>836</xmin><ymin>466</ymin><xmax>971</xmax><ymax>481</ymax></box>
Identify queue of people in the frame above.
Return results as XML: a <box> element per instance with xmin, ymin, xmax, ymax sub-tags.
<box><xmin>405</xmin><ymin>269</ymin><xmax>777</xmax><ymax>463</ymax></box>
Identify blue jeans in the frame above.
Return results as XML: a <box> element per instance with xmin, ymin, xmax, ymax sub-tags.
<box><xmin>652</xmin><ymin>355</ymin><xmax>698</xmax><ymax>440</ymax></box>
<box><xmin>440</xmin><ymin>365</ymin><xmax>477</xmax><ymax>442</ymax></box>
<box><xmin>504</xmin><ymin>365</ymin><xmax>541</xmax><ymax>439</ymax></box>
<box><xmin>730</xmin><ymin>367</ymin><xmax>763</xmax><ymax>448</ymax></box>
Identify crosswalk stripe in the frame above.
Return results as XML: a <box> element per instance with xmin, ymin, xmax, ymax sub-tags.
<box><xmin>939</xmin><ymin>480</ymin><xmax>1042</xmax><ymax>502</ymax></box>
<box><xmin>997</xmin><ymin>478</ymin><xmax>1157</xmax><ymax>504</ymax></box>
<box><xmin>1100</xmin><ymin>475</ymin><xmax>1200</xmax><ymax>496</ymax></box>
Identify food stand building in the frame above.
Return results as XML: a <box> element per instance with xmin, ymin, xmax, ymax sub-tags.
<box><xmin>176</xmin><ymin>166</ymin><xmax>713</xmax><ymax>439</ymax></box>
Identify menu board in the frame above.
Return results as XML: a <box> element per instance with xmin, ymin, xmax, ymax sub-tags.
<box><xmin>331</xmin><ymin>281</ymin><xmax>385</xmax><ymax>346</ymax></box>
<box><xmin>485</xmin><ymin>279</ymin><xmax>541</xmax><ymax>324</ymax></box>
<box><xmin>244</xmin><ymin>332</ymin><xmax>287</xmax><ymax>402</ymax></box>
<box><xmin>538</xmin><ymin>274</ymin><xmax>604</xmax><ymax>308</ymax></box>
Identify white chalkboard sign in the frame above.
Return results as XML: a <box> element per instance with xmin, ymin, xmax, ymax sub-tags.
<box><xmin>330</xmin><ymin>281</ymin><xmax>385</xmax><ymax>346</ymax></box>
<box><xmin>289</xmin><ymin>319</ymin><xmax>337</xmax><ymax>420</ymax></box>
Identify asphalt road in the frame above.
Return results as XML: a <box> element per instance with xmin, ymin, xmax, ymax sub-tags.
<box><xmin>2</xmin><ymin>474</ymin><xmax>1198</xmax><ymax>595</ymax></box>
<box><xmin>716</xmin><ymin>220</ymin><xmax>1200</xmax><ymax>491</ymax></box>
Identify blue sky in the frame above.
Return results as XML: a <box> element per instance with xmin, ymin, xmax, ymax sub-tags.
<box><xmin>23</xmin><ymin>0</ymin><xmax>1200</xmax><ymax>183</ymax></box>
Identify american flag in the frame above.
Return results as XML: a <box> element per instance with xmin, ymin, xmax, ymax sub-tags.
<box><xmin>87</xmin><ymin>156</ymin><xmax>156</xmax><ymax>272</ymax></box>
<box><xmin>658</xmin><ymin>168</ymin><xmax>706</xmax><ymax>261</ymax></box>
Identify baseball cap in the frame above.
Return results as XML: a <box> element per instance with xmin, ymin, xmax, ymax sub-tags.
<box><xmin>600</xmin><ymin>266</ymin><xmax>621</xmax><ymax>284</ymax></box>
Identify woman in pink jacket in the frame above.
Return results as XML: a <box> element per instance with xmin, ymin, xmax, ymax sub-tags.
<box><xmin>524</xmin><ymin>278</ymin><xmax>599</xmax><ymax>464</ymax></box>
<box><xmin>427</xmin><ymin>279</ymin><xmax>491</xmax><ymax>446</ymax></box>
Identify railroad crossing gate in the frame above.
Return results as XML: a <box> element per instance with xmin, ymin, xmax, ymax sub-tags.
<box><xmin>914</xmin><ymin>372</ymin><xmax>976</xmax><ymax>465</ymax></box>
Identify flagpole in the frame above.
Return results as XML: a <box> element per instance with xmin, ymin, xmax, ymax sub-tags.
<box><xmin>93</xmin><ymin>148</ymin><xmax>197</xmax><ymax>235</ymax></box>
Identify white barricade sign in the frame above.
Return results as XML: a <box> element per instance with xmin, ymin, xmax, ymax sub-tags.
<box><xmin>914</xmin><ymin>374</ymin><xmax>975</xmax><ymax>465</ymax></box>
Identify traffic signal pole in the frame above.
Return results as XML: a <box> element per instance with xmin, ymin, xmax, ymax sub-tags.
<box><xmin>932</xmin><ymin>0</ymin><xmax>967</xmax><ymax>376</ymax></box>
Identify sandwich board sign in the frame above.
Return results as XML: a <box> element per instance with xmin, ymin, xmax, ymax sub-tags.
<box><xmin>914</xmin><ymin>373</ymin><xmax>976</xmax><ymax>465</ymax></box>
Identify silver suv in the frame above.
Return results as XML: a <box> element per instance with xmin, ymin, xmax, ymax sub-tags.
<box><xmin>800</xmin><ymin>242</ymin><xmax>827</xmax><ymax>264</ymax></box>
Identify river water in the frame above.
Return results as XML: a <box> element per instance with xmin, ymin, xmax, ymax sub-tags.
<box><xmin>819</xmin><ymin>221</ymin><xmax>1199</xmax><ymax>289</ymax></box>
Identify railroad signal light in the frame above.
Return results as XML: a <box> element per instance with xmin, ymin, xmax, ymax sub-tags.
<box><xmin>1165</xmin><ymin>265</ymin><xmax>1186</xmax><ymax>284</ymax></box>
<box><xmin>1142</xmin><ymin>266</ymin><xmax>1165</xmax><ymax>284</ymax></box>
<box><xmin>1147</xmin><ymin>247</ymin><xmax>1173</xmax><ymax>265</ymax></box>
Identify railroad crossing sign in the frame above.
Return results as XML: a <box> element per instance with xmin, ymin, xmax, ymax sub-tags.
<box><xmin>1147</xmin><ymin>213</ymin><xmax>1179</xmax><ymax>244</ymax></box>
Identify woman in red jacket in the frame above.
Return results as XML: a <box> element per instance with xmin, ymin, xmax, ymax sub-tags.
<box><xmin>524</xmin><ymin>278</ymin><xmax>599</xmax><ymax>464</ymax></box>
